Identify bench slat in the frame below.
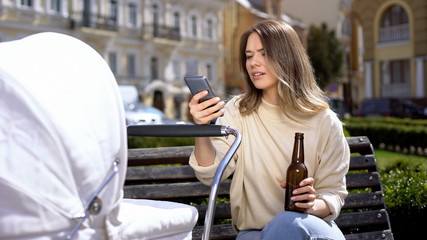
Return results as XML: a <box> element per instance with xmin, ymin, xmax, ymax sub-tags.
<box><xmin>126</xmin><ymin>165</ymin><xmax>196</xmax><ymax>181</ymax></box>
<box><xmin>124</xmin><ymin>181</ymin><xmax>232</xmax><ymax>199</ymax></box>
<box><xmin>344</xmin><ymin>230</ymin><xmax>394</xmax><ymax>240</ymax></box>
<box><xmin>335</xmin><ymin>209</ymin><xmax>390</xmax><ymax>229</ymax></box>
<box><xmin>346</xmin><ymin>136</ymin><xmax>374</xmax><ymax>155</ymax></box>
<box><xmin>343</xmin><ymin>191</ymin><xmax>385</xmax><ymax>209</ymax></box>
<box><xmin>346</xmin><ymin>172</ymin><xmax>381</xmax><ymax>189</ymax></box>
<box><xmin>348</xmin><ymin>155</ymin><xmax>378</xmax><ymax>171</ymax></box>
<box><xmin>195</xmin><ymin>203</ymin><xmax>232</xmax><ymax>220</ymax></box>
<box><xmin>128</xmin><ymin>146</ymin><xmax>193</xmax><ymax>166</ymax></box>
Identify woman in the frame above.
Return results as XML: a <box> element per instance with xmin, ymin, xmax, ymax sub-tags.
<box><xmin>188</xmin><ymin>19</ymin><xmax>349</xmax><ymax>239</ymax></box>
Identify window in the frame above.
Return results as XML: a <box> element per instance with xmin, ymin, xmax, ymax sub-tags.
<box><xmin>128</xmin><ymin>3</ymin><xmax>137</xmax><ymax>27</ymax></box>
<box><xmin>152</xmin><ymin>4</ymin><xmax>160</xmax><ymax>37</ymax></box>
<box><xmin>379</xmin><ymin>5</ymin><xmax>409</xmax><ymax>42</ymax></box>
<box><xmin>206</xmin><ymin>64</ymin><xmax>213</xmax><ymax>81</ymax></box>
<box><xmin>381</xmin><ymin>5</ymin><xmax>409</xmax><ymax>27</ymax></box>
<box><xmin>174</xmin><ymin>12</ymin><xmax>180</xmax><ymax>29</ymax></box>
<box><xmin>171</xmin><ymin>12</ymin><xmax>180</xmax><ymax>40</ymax></box>
<box><xmin>206</xmin><ymin>19</ymin><xmax>213</xmax><ymax>39</ymax></box>
<box><xmin>191</xmin><ymin>16</ymin><xmax>197</xmax><ymax>37</ymax></box>
<box><xmin>109</xmin><ymin>0</ymin><xmax>118</xmax><ymax>23</ymax></box>
<box><xmin>50</xmin><ymin>0</ymin><xmax>61</xmax><ymax>12</ymax></box>
<box><xmin>108</xmin><ymin>52</ymin><xmax>117</xmax><ymax>74</ymax></box>
<box><xmin>127</xmin><ymin>54</ymin><xmax>136</xmax><ymax>77</ymax></box>
<box><xmin>21</xmin><ymin>0</ymin><xmax>33</xmax><ymax>7</ymax></box>
<box><xmin>381</xmin><ymin>59</ymin><xmax>411</xmax><ymax>97</ymax></box>
<box><xmin>151</xmin><ymin>57</ymin><xmax>159</xmax><ymax>81</ymax></box>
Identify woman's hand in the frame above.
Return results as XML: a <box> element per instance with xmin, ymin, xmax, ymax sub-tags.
<box><xmin>189</xmin><ymin>91</ymin><xmax>225</xmax><ymax>125</ymax></box>
<box><xmin>281</xmin><ymin>178</ymin><xmax>331</xmax><ymax>218</ymax></box>
<box><xmin>281</xmin><ymin>177</ymin><xmax>316</xmax><ymax>209</ymax></box>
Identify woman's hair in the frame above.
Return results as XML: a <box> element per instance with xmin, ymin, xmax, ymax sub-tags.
<box><xmin>238</xmin><ymin>19</ymin><xmax>329</xmax><ymax>116</ymax></box>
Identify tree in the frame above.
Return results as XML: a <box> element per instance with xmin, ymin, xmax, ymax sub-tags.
<box><xmin>307</xmin><ymin>22</ymin><xmax>343</xmax><ymax>89</ymax></box>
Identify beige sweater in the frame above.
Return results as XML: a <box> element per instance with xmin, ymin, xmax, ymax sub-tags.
<box><xmin>189</xmin><ymin>96</ymin><xmax>350</xmax><ymax>232</ymax></box>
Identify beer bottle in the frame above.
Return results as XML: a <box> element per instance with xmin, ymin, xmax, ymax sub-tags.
<box><xmin>284</xmin><ymin>132</ymin><xmax>308</xmax><ymax>213</ymax></box>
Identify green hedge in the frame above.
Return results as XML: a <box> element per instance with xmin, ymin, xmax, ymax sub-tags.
<box><xmin>381</xmin><ymin>165</ymin><xmax>427</xmax><ymax>239</ymax></box>
<box><xmin>343</xmin><ymin>117</ymin><xmax>427</xmax><ymax>150</ymax></box>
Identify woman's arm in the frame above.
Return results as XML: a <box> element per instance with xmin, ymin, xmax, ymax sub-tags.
<box><xmin>189</xmin><ymin>91</ymin><xmax>225</xmax><ymax>167</ymax></box>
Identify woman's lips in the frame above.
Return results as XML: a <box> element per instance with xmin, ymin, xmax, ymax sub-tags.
<box><xmin>252</xmin><ymin>72</ymin><xmax>265</xmax><ymax>79</ymax></box>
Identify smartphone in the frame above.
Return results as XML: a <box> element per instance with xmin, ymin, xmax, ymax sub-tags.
<box><xmin>184</xmin><ymin>75</ymin><xmax>216</xmax><ymax>103</ymax></box>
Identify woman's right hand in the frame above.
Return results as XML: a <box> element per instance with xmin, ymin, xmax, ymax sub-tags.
<box><xmin>189</xmin><ymin>91</ymin><xmax>225</xmax><ymax>125</ymax></box>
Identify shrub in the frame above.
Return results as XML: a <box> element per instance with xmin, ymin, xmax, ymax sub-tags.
<box><xmin>381</xmin><ymin>165</ymin><xmax>427</xmax><ymax>239</ymax></box>
<box><xmin>343</xmin><ymin>117</ymin><xmax>427</xmax><ymax>150</ymax></box>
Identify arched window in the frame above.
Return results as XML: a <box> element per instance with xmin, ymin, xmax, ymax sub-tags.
<box><xmin>379</xmin><ymin>5</ymin><xmax>409</xmax><ymax>42</ymax></box>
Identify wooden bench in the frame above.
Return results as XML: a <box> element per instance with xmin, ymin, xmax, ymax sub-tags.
<box><xmin>124</xmin><ymin>136</ymin><xmax>394</xmax><ymax>240</ymax></box>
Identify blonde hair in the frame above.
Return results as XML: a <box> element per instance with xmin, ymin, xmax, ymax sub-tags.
<box><xmin>238</xmin><ymin>19</ymin><xmax>329</xmax><ymax>116</ymax></box>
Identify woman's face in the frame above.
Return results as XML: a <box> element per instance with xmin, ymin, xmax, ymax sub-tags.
<box><xmin>245</xmin><ymin>32</ymin><xmax>278</xmax><ymax>95</ymax></box>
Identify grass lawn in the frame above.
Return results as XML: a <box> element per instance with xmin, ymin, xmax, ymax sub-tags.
<box><xmin>374</xmin><ymin>149</ymin><xmax>427</xmax><ymax>170</ymax></box>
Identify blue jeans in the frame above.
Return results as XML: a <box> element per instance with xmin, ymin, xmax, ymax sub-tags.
<box><xmin>236</xmin><ymin>211</ymin><xmax>345</xmax><ymax>240</ymax></box>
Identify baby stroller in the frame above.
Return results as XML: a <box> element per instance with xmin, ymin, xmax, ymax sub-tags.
<box><xmin>0</xmin><ymin>32</ymin><xmax>240</xmax><ymax>240</ymax></box>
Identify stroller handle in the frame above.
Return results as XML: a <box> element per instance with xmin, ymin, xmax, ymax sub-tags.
<box><xmin>127</xmin><ymin>124</ymin><xmax>227</xmax><ymax>137</ymax></box>
<box><xmin>127</xmin><ymin>124</ymin><xmax>241</xmax><ymax>240</ymax></box>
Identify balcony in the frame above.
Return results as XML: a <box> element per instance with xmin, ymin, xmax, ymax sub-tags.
<box><xmin>381</xmin><ymin>82</ymin><xmax>411</xmax><ymax>98</ymax></box>
<box><xmin>70</xmin><ymin>12</ymin><xmax>118</xmax><ymax>32</ymax></box>
<box><xmin>379</xmin><ymin>24</ymin><xmax>409</xmax><ymax>43</ymax></box>
<box><xmin>143</xmin><ymin>24</ymin><xmax>180</xmax><ymax>41</ymax></box>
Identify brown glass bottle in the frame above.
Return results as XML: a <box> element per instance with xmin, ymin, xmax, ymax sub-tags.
<box><xmin>284</xmin><ymin>132</ymin><xmax>308</xmax><ymax>213</ymax></box>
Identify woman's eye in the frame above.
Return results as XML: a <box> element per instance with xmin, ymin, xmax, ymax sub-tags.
<box><xmin>246</xmin><ymin>55</ymin><xmax>253</xmax><ymax>59</ymax></box>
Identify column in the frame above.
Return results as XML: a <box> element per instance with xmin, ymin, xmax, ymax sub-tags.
<box><xmin>415</xmin><ymin>57</ymin><xmax>425</xmax><ymax>98</ymax></box>
<box><xmin>364</xmin><ymin>61</ymin><xmax>373</xmax><ymax>98</ymax></box>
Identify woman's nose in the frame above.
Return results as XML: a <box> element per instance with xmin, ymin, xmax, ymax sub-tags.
<box><xmin>250</xmin><ymin>54</ymin><xmax>261</xmax><ymax>67</ymax></box>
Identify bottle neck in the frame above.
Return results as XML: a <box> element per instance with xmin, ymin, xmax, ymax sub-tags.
<box><xmin>292</xmin><ymin>133</ymin><xmax>304</xmax><ymax>163</ymax></box>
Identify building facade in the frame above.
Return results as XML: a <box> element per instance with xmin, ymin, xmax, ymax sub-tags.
<box><xmin>0</xmin><ymin>0</ymin><xmax>226</xmax><ymax>121</ymax></box>
<box><xmin>353</xmin><ymin>0</ymin><xmax>427</xmax><ymax>107</ymax></box>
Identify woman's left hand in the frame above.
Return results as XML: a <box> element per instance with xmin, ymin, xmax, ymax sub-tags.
<box><xmin>281</xmin><ymin>177</ymin><xmax>316</xmax><ymax>210</ymax></box>
<box><xmin>281</xmin><ymin>178</ymin><xmax>331</xmax><ymax>218</ymax></box>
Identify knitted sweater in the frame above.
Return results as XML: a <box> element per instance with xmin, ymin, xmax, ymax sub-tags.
<box><xmin>189</xmin><ymin>96</ymin><xmax>350</xmax><ymax>232</ymax></box>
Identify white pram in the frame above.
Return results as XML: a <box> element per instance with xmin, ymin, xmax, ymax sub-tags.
<box><xmin>0</xmin><ymin>33</ymin><xmax>198</xmax><ymax>239</ymax></box>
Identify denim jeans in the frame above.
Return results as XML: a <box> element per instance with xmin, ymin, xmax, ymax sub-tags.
<box><xmin>236</xmin><ymin>211</ymin><xmax>345</xmax><ymax>240</ymax></box>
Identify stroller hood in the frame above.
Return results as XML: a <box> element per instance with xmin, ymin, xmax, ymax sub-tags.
<box><xmin>0</xmin><ymin>32</ymin><xmax>127</xmax><ymax>239</ymax></box>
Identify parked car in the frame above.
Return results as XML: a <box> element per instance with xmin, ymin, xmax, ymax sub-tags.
<box><xmin>399</xmin><ymin>100</ymin><xmax>427</xmax><ymax>118</ymax></box>
<box><xmin>358</xmin><ymin>98</ymin><xmax>404</xmax><ymax>117</ymax></box>
<box><xmin>125</xmin><ymin>104</ymin><xmax>189</xmax><ymax>125</ymax></box>
<box><xmin>357</xmin><ymin>98</ymin><xmax>427</xmax><ymax>118</ymax></box>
